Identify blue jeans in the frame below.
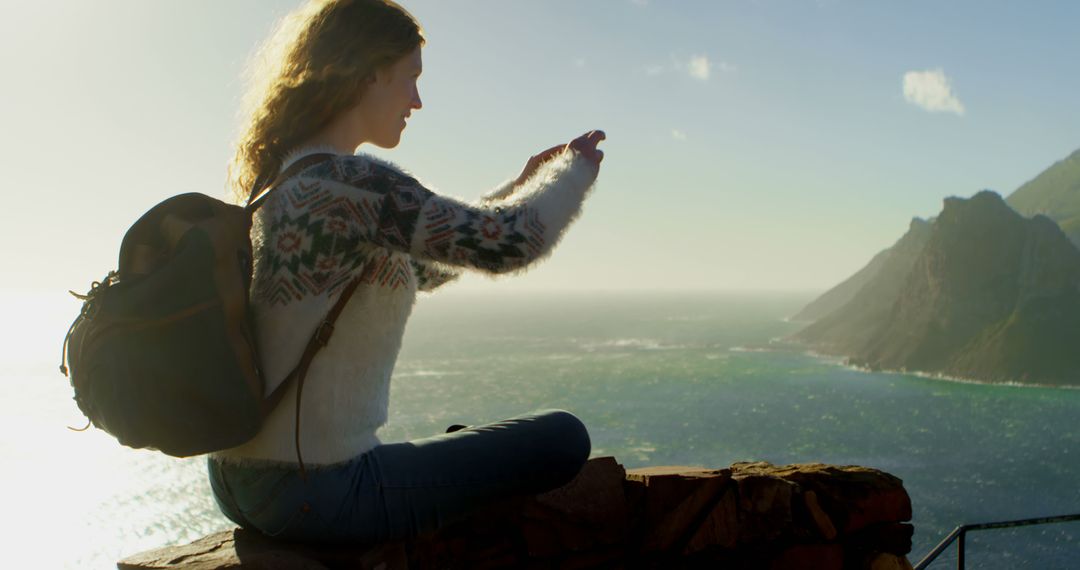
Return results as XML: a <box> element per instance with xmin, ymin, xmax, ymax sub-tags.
<box><xmin>207</xmin><ymin>409</ymin><xmax>591</xmax><ymax>544</ymax></box>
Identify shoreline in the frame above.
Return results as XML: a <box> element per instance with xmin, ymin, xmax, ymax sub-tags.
<box><xmin>739</xmin><ymin>337</ymin><xmax>1080</xmax><ymax>391</ymax></box>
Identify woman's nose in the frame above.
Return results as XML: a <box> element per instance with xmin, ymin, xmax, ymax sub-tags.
<box><xmin>411</xmin><ymin>87</ymin><xmax>422</xmax><ymax>110</ymax></box>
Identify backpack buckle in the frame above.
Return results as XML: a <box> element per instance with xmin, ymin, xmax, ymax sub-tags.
<box><xmin>314</xmin><ymin>321</ymin><xmax>335</xmax><ymax>347</ymax></box>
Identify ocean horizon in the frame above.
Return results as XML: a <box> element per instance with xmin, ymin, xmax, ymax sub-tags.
<box><xmin>4</xmin><ymin>289</ymin><xmax>1077</xmax><ymax>568</ymax></box>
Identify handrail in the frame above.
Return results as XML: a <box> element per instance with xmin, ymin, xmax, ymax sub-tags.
<box><xmin>913</xmin><ymin>513</ymin><xmax>1080</xmax><ymax>569</ymax></box>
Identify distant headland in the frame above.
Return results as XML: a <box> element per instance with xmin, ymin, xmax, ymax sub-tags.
<box><xmin>790</xmin><ymin>149</ymin><xmax>1080</xmax><ymax>387</ymax></box>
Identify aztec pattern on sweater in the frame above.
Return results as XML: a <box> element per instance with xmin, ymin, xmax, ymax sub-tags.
<box><xmin>254</xmin><ymin>155</ymin><xmax>558</xmax><ymax>306</ymax></box>
<box><xmin>217</xmin><ymin>148</ymin><xmax>596</xmax><ymax>464</ymax></box>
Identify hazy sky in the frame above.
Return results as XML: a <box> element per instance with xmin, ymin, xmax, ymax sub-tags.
<box><xmin>3</xmin><ymin>0</ymin><xmax>1079</xmax><ymax>294</ymax></box>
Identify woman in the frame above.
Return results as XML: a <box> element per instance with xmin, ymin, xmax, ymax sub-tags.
<box><xmin>208</xmin><ymin>0</ymin><xmax>605</xmax><ymax>544</ymax></box>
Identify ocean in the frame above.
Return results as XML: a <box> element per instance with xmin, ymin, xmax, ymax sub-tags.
<box><xmin>4</xmin><ymin>290</ymin><xmax>1078</xmax><ymax>569</ymax></box>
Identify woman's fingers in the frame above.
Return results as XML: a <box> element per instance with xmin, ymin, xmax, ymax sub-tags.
<box><xmin>569</xmin><ymin>130</ymin><xmax>606</xmax><ymax>165</ymax></box>
<box><xmin>519</xmin><ymin>132</ymin><xmax>605</xmax><ymax>186</ymax></box>
<box><xmin>570</xmin><ymin>130</ymin><xmax>605</xmax><ymax>151</ymax></box>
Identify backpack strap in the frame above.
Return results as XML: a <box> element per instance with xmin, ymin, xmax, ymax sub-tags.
<box><xmin>244</xmin><ymin>151</ymin><xmax>355</xmax><ymax>477</ymax></box>
<box><xmin>263</xmin><ymin>277</ymin><xmax>362</xmax><ymax>479</ymax></box>
<box><xmin>244</xmin><ymin>153</ymin><xmax>337</xmax><ymax>214</ymax></box>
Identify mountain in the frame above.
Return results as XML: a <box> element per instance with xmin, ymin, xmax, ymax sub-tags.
<box><xmin>793</xmin><ymin>191</ymin><xmax>1080</xmax><ymax>386</ymax></box>
<box><xmin>791</xmin><ymin>218</ymin><xmax>931</xmax><ymax>323</ymax></box>
<box><xmin>1007</xmin><ymin>148</ymin><xmax>1080</xmax><ymax>248</ymax></box>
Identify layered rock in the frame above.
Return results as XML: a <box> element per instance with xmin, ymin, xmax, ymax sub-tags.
<box><xmin>794</xmin><ymin>190</ymin><xmax>1080</xmax><ymax>385</ymax></box>
<box><xmin>119</xmin><ymin>457</ymin><xmax>913</xmax><ymax>569</ymax></box>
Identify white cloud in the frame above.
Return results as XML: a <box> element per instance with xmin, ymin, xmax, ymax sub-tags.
<box><xmin>573</xmin><ymin>57</ymin><xmax>586</xmax><ymax>69</ymax></box>
<box><xmin>643</xmin><ymin>55</ymin><xmax>735</xmax><ymax>80</ymax></box>
<box><xmin>687</xmin><ymin>55</ymin><xmax>710</xmax><ymax>80</ymax></box>
<box><xmin>671</xmin><ymin>129</ymin><xmax>687</xmax><ymax>140</ymax></box>
<box><xmin>902</xmin><ymin>68</ymin><xmax>965</xmax><ymax>115</ymax></box>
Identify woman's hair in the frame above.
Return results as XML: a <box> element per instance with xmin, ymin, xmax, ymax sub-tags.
<box><xmin>228</xmin><ymin>0</ymin><xmax>424</xmax><ymax>203</ymax></box>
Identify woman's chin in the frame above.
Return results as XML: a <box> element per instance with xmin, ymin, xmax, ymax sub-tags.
<box><xmin>371</xmin><ymin>133</ymin><xmax>403</xmax><ymax>149</ymax></box>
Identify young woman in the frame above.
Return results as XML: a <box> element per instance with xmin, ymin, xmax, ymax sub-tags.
<box><xmin>208</xmin><ymin>0</ymin><xmax>605</xmax><ymax>543</ymax></box>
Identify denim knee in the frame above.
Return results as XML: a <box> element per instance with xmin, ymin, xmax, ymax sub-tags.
<box><xmin>207</xmin><ymin>457</ymin><xmax>251</xmax><ymax>529</ymax></box>
<box><xmin>535</xmin><ymin>409</ymin><xmax>591</xmax><ymax>484</ymax></box>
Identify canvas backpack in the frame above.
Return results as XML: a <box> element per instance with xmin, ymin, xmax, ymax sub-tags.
<box><xmin>60</xmin><ymin>153</ymin><xmax>348</xmax><ymax>473</ymax></box>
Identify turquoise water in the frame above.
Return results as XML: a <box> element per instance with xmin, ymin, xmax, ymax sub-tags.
<box><xmin>4</xmin><ymin>291</ymin><xmax>1078</xmax><ymax>568</ymax></box>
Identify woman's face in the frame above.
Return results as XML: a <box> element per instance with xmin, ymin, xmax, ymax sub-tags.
<box><xmin>356</xmin><ymin>47</ymin><xmax>423</xmax><ymax>149</ymax></box>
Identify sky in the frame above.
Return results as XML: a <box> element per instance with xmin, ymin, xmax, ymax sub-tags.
<box><xmin>2</xmin><ymin>0</ymin><xmax>1079</xmax><ymax>296</ymax></box>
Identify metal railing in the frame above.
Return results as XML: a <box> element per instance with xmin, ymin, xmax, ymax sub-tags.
<box><xmin>913</xmin><ymin>513</ymin><xmax>1080</xmax><ymax>569</ymax></box>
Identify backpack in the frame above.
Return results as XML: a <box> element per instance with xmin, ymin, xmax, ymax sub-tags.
<box><xmin>60</xmin><ymin>153</ymin><xmax>349</xmax><ymax>472</ymax></box>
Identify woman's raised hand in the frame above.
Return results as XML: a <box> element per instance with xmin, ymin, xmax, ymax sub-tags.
<box><xmin>514</xmin><ymin>130</ymin><xmax>606</xmax><ymax>186</ymax></box>
<box><xmin>568</xmin><ymin>130</ymin><xmax>605</xmax><ymax>168</ymax></box>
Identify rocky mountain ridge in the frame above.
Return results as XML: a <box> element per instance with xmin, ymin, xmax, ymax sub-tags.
<box><xmin>794</xmin><ymin>190</ymin><xmax>1080</xmax><ymax>386</ymax></box>
<box><xmin>792</xmin><ymin>218</ymin><xmax>931</xmax><ymax>324</ymax></box>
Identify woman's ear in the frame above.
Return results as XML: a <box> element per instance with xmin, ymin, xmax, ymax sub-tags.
<box><xmin>351</xmin><ymin>73</ymin><xmax>379</xmax><ymax>105</ymax></box>
<box><xmin>371</xmin><ymin>65</ymin><xmax>391</xmax><ymax>87</ymax></box>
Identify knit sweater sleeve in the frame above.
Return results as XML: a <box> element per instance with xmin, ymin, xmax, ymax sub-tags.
<box><xmin>410</xmin><ymin>258</ymin><xmax>461</xmax><ymax>291</ymax></box>
<box><xmin>408</xmin><ymin>172</ymin><xmax>555</xmax><ymax>291</ymax></box>
<box><xmin>295</xmin><ymin>149</ymin><xmax>598</xmax><ymax>275</ymax></box>
<box><xmin>478</xmin><ymin>178</ymin><xmax>518</xmax><ymax>205</ymax></box>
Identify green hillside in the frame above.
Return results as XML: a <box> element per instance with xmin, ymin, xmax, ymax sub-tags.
<box><xmin>1007</xmin><ymin>148</ymin><xmax>1080</xmax><ymax>247</ymax></box>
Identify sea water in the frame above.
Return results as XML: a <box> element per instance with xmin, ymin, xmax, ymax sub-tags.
<box><xmin>3</xmin><ymin>291</ymin><xmax>1078</xmax><ymax>569</ymax></box>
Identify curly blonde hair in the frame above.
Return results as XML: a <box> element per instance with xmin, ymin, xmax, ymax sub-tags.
<box><xmin>228</xmin><ymin>0</ymin><xmax>424</xmax><ymax>203</ymax></box>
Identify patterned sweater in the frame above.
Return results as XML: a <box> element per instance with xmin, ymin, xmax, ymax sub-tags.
<box><xmin>213</xmin><ymin>146</ymin><xmax>598</xmax><ymax>465</ymax></box>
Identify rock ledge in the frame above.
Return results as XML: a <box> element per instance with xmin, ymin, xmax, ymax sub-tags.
<box><xmin>120</xmin><ymin>458</ymin><xmax>914</xmax><ymax>569</ymax></box>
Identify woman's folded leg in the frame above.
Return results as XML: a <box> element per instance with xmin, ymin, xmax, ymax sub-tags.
<box><xmin>360</xmin><ymin>408</ymin><xmax>591</xmax><ymax>541</ymax></box>
<box><xmin>209</xmin><ymin>409</ymin><xmax>591</xmax><ymax>544</ymax></box>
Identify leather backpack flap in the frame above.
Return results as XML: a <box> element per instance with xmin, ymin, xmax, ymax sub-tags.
<box><xmin>192</xmin><ymin>200</ymin><xmax>264</xmax><ymax>408</ymax></box>
<box><xmin>119</xmin><ymin>193</ymin><xmax>216</xmax><ymax>279</ymax></box>
<box><xmin>66</xmin><ymin>195</ymin><xmax>264</xmax><ymax>455</ymax></box>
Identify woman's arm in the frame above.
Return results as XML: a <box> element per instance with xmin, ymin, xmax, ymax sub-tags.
<box><xmin>259</xmin><ymin>132</ymin><xmax>604</xmax><ymax>296</ymax></box>
<box><xmin>411</xmin><ymin>139</ymin><xmax>593</xmax><ymax>291</ymax></box>
<box><xmin>361</xmin><ymin>147</ymin><xmax>597</xmax><ymax>274</ymax></box>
